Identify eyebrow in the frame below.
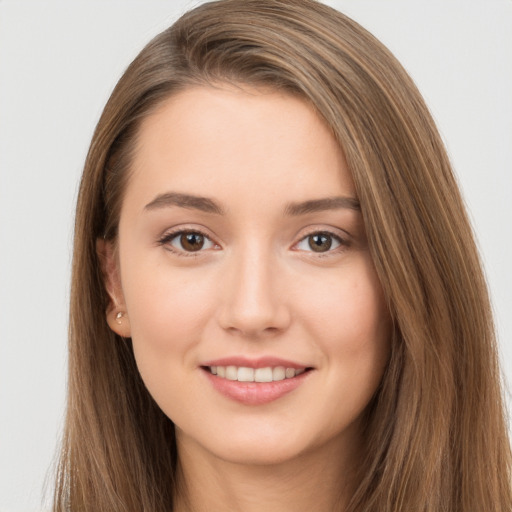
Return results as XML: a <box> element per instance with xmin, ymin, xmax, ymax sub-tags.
<box><xmin>144</xmin><ymin>192</ymin><xmax>224</xmax><ymax>214</ymax></box>
<box><xmin>284</xmin><ymin>196</ymin><xmax>360</xmax><ymax>215</ymax></box>
<box><xmin>144</xmin><ymin>192</ymin><xmax>360</xmax><ymax>216</ymax></box>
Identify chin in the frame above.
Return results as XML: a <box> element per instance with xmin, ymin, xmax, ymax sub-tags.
<box><xmin>178</xmin><ymin>419</ymin><xmax>345</xmax><ymax>468</ymax></box>
<box><xmin>212</xmin><ymin>440</ymin><xmax>309</xmax><ymax>466</ymax></box>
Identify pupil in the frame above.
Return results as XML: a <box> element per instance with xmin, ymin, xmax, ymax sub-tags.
<box><xmin>309</xmin><ymin>234</ymin><xmax>331</xmax><ymax>252</ymax></box>
<box><xmin>181</xmin><ymin>233</ymin><xmax>204</xmax><ymax>251</ymax></box>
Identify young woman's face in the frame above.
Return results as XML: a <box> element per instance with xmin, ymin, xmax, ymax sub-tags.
<box><xmin>108</xmin><ymin>85</ymin><xmax>391</xmax><ymax>465</ymax></box>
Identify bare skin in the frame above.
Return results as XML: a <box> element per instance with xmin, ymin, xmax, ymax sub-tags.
<box><xmin>174</xmin><ymin>418</ymin><xmax>363</xmax><ymax>512</ymax></box>
<box><xmin>101</xmin><ymin>85</ymin><xmax>391</xmax><ymax>511</ymax></box>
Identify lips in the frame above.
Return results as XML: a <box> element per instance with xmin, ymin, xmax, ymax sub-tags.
<box><xmin>201</xmin><ymin>357</ymin><xmax>313</xmax><ymax>405</ymax></box>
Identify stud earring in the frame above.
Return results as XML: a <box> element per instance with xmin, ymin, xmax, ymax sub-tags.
<box><xmin>115</xmin><ymin>311</ymin><xmax>124</xmax><ymax>324</ymax></box>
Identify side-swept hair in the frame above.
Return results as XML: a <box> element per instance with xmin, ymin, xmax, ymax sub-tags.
<box><xmin>53</xmin><ymin>1</ymin><xmax>512</xmax><ymax>510</ymax></box>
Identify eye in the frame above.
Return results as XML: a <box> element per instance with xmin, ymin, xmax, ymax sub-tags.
<box><xmin>295</xmin><ymin>231</ymin><xmax>343</xmax><ymax>253</ymax></box>
<box><xmin>160</xmin><ymin>230</ymin><xmax>217</xmax><ymax>253</ymax></box>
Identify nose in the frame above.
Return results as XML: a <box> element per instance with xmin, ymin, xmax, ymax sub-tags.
<box><xmin>217</xmin><ymin>245</ymin><xmax>291</xmax><ymax>338</ymax></box>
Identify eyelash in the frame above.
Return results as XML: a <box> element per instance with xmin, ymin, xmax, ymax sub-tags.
<box><xmin>294</xmin><ymin>229</ymin><xmax>349</xmax><ymax>257</ymax></box>
<box><xmin>157</xmin><ymin>228</ymin><xmax>349</xmax><ymax>258</ymax></box>
<box><xmin>157</xmin><ymin>229</ymin><xmax>219</xmax><ymax>258</ymax></box>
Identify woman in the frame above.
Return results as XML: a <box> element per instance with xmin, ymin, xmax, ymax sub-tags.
<box><xmin>53</xmin><ymin>0</ymin><xmax>512</xmax><ymax>510</ymax></box>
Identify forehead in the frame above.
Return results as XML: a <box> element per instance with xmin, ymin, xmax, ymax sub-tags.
<box><xmin>125</xmin><ymin>85</ymin><xmax>356</xmax><ymax>213</ymax></box>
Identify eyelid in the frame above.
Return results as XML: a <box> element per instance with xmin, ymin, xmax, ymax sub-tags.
<box><xmin>157</xmin><ymin>225</ymin><xmax>221</xmax><ymax>256</ymax></box>
<box><xmin>156</xmin><ymin>224</ymin><xmax>351</xmax><ymax>257</ymax></box>
<box><xmin>291</xmin><ymin>226</ymin><xmax>351</xmax><ymax>254</ymax></box>
<box><xmin>297</xmin><ymin>224</ymin><xmax>349</xmax><ymax>239</ymax></box>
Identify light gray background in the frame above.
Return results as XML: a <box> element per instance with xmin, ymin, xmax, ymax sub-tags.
<box><xmin>1</xmin><ymin>1</ymin><xmax>511</xmax><ymax>510</ymax></box>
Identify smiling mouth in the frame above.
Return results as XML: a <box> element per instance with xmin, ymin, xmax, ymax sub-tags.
<box><xmin>202</xmin><ymin>365</ymin><xmax>312</xmax><ymax>383</ymax></box>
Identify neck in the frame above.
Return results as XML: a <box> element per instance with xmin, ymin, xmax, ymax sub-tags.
<box><xmin>173</xmin><ymin>427</ymin><xmax>362</xmax><ymax>512</ymax></box>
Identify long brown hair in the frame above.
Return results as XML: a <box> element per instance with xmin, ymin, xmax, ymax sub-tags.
<box><xmin>53</xmin><ymin>1</ymin><xmax>512</xmax><ymax>510</ymax></box>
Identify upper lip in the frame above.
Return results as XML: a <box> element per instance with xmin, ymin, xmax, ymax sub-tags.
<box><xmin>201</xmin><ymin>356</ymin><xmax>311</xmax><ymax>369</ymax></box>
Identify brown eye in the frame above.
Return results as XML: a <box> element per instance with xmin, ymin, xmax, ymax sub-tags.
<box><xmin>160</xmin><ymin>230</ymin><xmax>216</xmax><ymax>254</ymax></box>
<box><xmin>295</xmin><ymin>231</ymin><xmax>343</xmax><ymax>254</ymax></box>
<box><xmin>308</xmin><ymin>233</ymin><xmax>332</xmax><ymax>252</ymax></box>
<box><xmin>180</xmin><ymin>233</ymin><xmax>205</xmax><ymax>252</ymax></box>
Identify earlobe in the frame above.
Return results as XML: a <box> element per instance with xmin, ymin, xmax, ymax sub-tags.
<box><xmin>106</xmin><ymin>308</ymin><xmax>132</xmax><ymax>338</ymax></box>
<box><xmin>96</xmin><ymin>238</ymin><xmax>132</xmax><ymax>338</ymax></box>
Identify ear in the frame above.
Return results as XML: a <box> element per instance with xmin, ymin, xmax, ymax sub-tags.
<box><xmin>96</xmin><ymin>238</ymin><xmax>132</xmax><ymax>338</ymax></box>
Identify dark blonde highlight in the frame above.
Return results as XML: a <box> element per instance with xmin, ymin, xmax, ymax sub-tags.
<box><xmin>54</xmin><ymin>1</ymin><xmax>512</xmax><ymax>510</ymax></box>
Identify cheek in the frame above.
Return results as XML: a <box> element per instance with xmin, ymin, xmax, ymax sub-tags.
<box><xmin>122</xmin><ymin>264</ymin><xmax>221</xmax><ymax>420</ymax></box>
<box><xmin>308</xmin><ymin>269</ymin><xmax>391</xmax><ymax>435</ymax></box>
<box><xmin>298</xmin><ymin>259</ymin><xmax>391</xmax><ymax>374</ymax></box>
<box><xmin>121</xmin><ymin>259</ymin><xmax>218</xmax><ymax>378</ymax></box>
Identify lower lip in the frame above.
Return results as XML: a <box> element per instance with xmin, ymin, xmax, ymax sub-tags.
<box><xmin>203</xmin><ymin>368</ymin><xmax>312</xmax><ymax>405</ymax></box>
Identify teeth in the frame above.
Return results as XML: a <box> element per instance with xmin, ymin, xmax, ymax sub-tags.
<box><xmin>272</xmin><ymin>366</ymin><xmax>286</xmax><ymax>381</ymax></box>
<box><xmin>208</xmin><ymin>365</ymin><xmax>306</xmax><ymax>382</ymax></box>
<box><xmin>237</xmin><ymin>367</ymin><xmax>254</xmax><ymax>382</ymax></box>
<box><xmin>255</xmin><ymin>367</ymin><xmax>273</xmax><ymax>382</ymax></box>
<box><xmin>285</xmin><ymin>367</ymin><xmax>296</xmax><ymax>379</ymax></box>
<box><xmin>226</xmin><ymin>366</ymin><xmax>238</xmax><ymax>380</ymax></box>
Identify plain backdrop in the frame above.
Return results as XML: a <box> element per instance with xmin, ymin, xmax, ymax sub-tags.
<box><xmin>1</xmin><ymin>1</ymin><xmax>511</xmax><ymax>510</ymax></box>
